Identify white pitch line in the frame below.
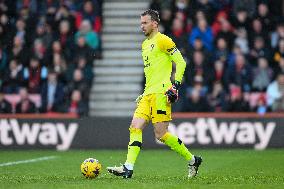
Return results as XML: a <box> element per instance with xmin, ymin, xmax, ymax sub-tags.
<box><xmin>0</xmin><ymin>156</ymin><xmax>57</xmax><ymax>167</ymax></box>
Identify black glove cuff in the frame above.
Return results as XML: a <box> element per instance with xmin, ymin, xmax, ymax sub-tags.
<box><xmin>173</xmin><ymin>80</ymin><xmax>181</xmax><ymax>90</ymax></box>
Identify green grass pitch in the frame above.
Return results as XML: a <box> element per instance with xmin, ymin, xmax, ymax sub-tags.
<box><xmin>0</xmin><ymin>149</ymin><xmax>283</xmax><ymax>189</ymax></box>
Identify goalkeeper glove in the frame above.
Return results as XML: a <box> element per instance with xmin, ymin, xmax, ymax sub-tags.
<box><xmin>165</xmin><ymin>81</ymin><xmax>181</xmax><ymax>103</ymax></box>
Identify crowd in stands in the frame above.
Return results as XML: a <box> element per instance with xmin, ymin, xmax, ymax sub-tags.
<box><xmin>0</xmin><ymin>0</ymin><xmax>102</xmax><ymax>116</ymax></box>
<box><xmin>150</xmin><ymin>0</ymin><xmax>284</xmax><ymax>114</ymax></box>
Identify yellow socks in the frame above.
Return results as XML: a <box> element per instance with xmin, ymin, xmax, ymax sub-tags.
<box><xmin>125</xmin><ymin>127</ymin><xmax>142</xmax><ymax>168</ymax></box>
<box><xmin>160</xmin><ymin>132</ymin><xmax>193</xmax><ymax>161</ymax></box>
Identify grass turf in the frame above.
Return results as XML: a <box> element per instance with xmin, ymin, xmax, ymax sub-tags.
<box><xmin>0</xmin><ymin>149</ymin><xmax>283</xmax><ymax>189</ymax></box>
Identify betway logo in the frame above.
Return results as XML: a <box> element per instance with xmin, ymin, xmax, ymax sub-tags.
<box><xmin>0</xmin><ymin>119</ymin><xmax>78</xmax><ymax>150</ymax></box>
<box><xmin>161</xmin><ymin>118</ymin><xmax>276</xmax><ymax>150</ymax></box>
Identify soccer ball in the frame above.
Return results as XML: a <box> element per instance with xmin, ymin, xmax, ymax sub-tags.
<box><xmin>81</xmin><ymin>158</ymin><xmax>102</xmax><ymax>178</ymax></box>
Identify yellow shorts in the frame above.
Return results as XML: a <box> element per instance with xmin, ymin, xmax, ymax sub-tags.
<box><xmin>134</xmin><ymin>93</ymin><xmax>172</xmax><ymax>124</ymax></box>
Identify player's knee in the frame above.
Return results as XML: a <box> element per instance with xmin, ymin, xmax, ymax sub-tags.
<box><xmin>154</xmin><ymin>129</ymin><xmax>167</xmax><ymax>140</ymax></box>
<box><xmin>130</xmin><ymin>118</ymin><xmax>146</xmax><ymax>130</ymax></box>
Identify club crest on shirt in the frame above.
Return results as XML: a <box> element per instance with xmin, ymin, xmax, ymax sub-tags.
<box><xmin>150</xmin><ymin>44</ymin><xmax>155</xmax><ymax>51</ymax></box>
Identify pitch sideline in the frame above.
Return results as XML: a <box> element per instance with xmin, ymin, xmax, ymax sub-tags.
<box><xmin>0</xmin><ymin>156</ymin><xmax>58</xmax><ymax>167</ymax></box>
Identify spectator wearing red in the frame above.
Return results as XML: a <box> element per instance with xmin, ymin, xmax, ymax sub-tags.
<box><xmin>212</xmin><ymin>60</ymin><xmax>227</xmax><ymax>90</ymax></box>
<box><xmin>212</xmin><ymin>10</ymin><xmax>231</xmax><ymax>36</ymax></box>
<box><xmin>215</xmin><ymin>19</ymin><xmax>235</xmax><ymax>50</ymax></box>
<box><xmin>75</xmin><ymin>0</ymin><xmax>101</xmax><ymax>33</ymax></box>
<box><xmin>65</xmin><ymin>90</ymin><xmax>88</xmax><ymax>117</ymax></box>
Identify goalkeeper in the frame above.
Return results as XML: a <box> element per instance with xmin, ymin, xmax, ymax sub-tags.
<box><xmin>107</xmin><ymin>9</ymin><xmax>202</xmax><ymax>178</ymax></box>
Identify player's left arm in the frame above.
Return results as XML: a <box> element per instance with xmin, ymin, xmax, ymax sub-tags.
<box><xmin>157</xmin><ymin>35</ymin><xmax>187</xmax><ymax>102</ymax></box>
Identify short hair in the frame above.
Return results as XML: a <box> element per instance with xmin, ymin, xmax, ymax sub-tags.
<box><xmin>141</xmin><ymin>9</ymin><xmax>160</xmax><ymax>24</ymax></box>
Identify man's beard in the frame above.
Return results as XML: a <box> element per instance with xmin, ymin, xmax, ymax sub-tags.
<box><xmin>144</xmin><ymin>28</ymin><xmax>152</xmax><ymax>36</ymax></box>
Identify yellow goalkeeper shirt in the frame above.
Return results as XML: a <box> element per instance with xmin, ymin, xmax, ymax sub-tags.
<box><xmin>141</xmin><ymin>32</ymin><xmax>186</xmax><ymax>95</ymax></box>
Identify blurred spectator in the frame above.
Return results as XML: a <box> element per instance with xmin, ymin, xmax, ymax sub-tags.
<box><xmin>188</xmin><ymin>37</ymin><xmax>211</xmax><ymax>63</ymax></box>
<box><xmin>231</xmin><ymin>9</ymin><xmax>250</xmax><ymax>31</ymax></box>
<box><xmin>271</xmin><ymin>22</ymin><xmax>284</xmax><ymax>48</ymax></box>
<box><xmin>33</xmin><ymin>22</ymin><xmax>53</xmax><ymax>49</ymax></box>
<box><xmin>249</xmin><ymin>18</ymin><xmax>269</xmax><ymax>45</ymax></box>
<box><xmin>215</xmin><ymin>19</ymin><xmax>235</xmax><ymax>50</ymax></box>
<box><xmin>212</xmin><ymin>60</ymin><xmax>227</xmax><ymax>89</ymax></box>
<box><xmin>249</xmin><ymin>36</ymin><xmax>271</xmax><ymax>65</ymax></box>
<box><xmin>50</xmin><ymin>51</ymin><xmax>67</xmax><ymax>83</ymax></box>
<box><xmin>74</xmin><ymin>36</ymin><xmax>94</xmax><ymax>63</ymax></box>
<box><xmin>214</xmin><ymin>37</ymin><xmax>229</xmax><ymax>62</ymax></box>
<box><xmin>233</xmin><ymin>0</ymin><xmax>256</xmax><ymax>18</ymax></box>
<box><xmin>66</xmin><ymin>56</ymin><xmax>94</xmax><ymax>86</ymax></box>
<box><xmin>44</xmin><ymin>40</ymin><xmax>65</xmax><ymax>67</ymax></box>
<box><xmin>55</xmin><ymin>20</ymin><xmax>74</xmax><ymax>61</ymax></box>
<box><xmin>266</xmin><ymin>72</ymin><xmax>284</xmax><ymax>111</ymax></box>
<box><xmin>212</xmin><ymin>10</ymin><xmax>230</xmax><ymax>36</ymax></box>
<box><xmin>234</xmin><ymin>28</ymin><xmax>249</xmax><ymax>55</ymax></box>
<box><xmin>67</xmin><ymin>69</ymin><xmax>89</xmax><ymax>100</ymax></box>
<box><xmin>64</xmin><ymin>90</ymin><xmax>88</xmax><ymax>116</ymax></box>
<box><xmin>253</xmin><ymin>94</ymin><xmax>270</xmax><ymax>115</ymax></box>
<box><xmin>186</xmin><ymin>50</ymin><xmax>212</xmax><ymax>87</ymax></box>
<box><xmin>252</xmin><ymin>57</ymin><xmax>273</xmax><ymax>91</ymax></box>
<box><xmin>0</xmin><ymin>91</ymin><xmax>12</xmax><ymax>113</ymax></box>
<box><xmin>225</xmin><ymin>85</ymin><xmax>250</xmax><ymax>112</ymax></box>
<box><xmin>2</xmin><ymin>59</ymin><xmax>24</xmax><ymax>94</ymax></box>
<box><xmin>207</xmin><ymin>81</ymin><xmax>227</xmax><ymax>112</ymax></box>
<box><xmin>32</xmin><ymin>39</ymin><xmax>46</xmax><ymax>64</ymax></box>
<box><xmin>75</xmin><ymin>20</ymin><xmax>99</xmax><ymax>51</ymax></box>
<box><xmin>160</xmin><ymin>8</ymin><xmax>174</xmax><ymax>35</ymax></box>
<box><xmin>255</xmin><ymin>2</ymin><xmax>275</xmax><ymax>32</ymax></box>
<box><xmin>182</xmin><ymin>88</ymin><xmax>211</xmax><ymax>112</ymax></box>
<box><xmin>0</xmin><ymin>13</ymin><xmax>11</xmax><ymax>47</ymax></box>
<box><xmin>14</xmin><ymin>18</ymin><xmax>28</xmax><ymax>45</ymax></box>
<box><xmin>54</xmin><ymin>5</ymin><xmax>76</xmax><ymax>34</ymax></box>
<box><xmin>23</xmin><ymin>57</ymin><xmax>48</xmax><ymax>93</ymax></box>
<box><xmin>226</xmin><ymin>54</ymin><xmax>252</xmax><ymax>92</ymax></box>
<box><xmin>15</xmin><ymin>87</ymin><xmax>37</xmax><ymax>113</ymax></box>
<box><xmin>40</xmin><ymin>71</ymin><xmax>65</xmax><ymax>113</ymax></box>
<box><xmin>8</xmin><ymin>35</ymin><xmax>30</xmax><ymax>67</ymax></box>
<box><xmin>188</xmin><ymin>0</ymin><xmax>215</xmax><ymax>24</ymax></box>
<box><xmin>169</xmin><ymin>17</ymin><xmax>189</xmax><ymax>57</ymax></box>
<box><xmin>75</xmin><ymin>0</ymin><xmax>101</xmax><ymax>33</ymax></box>
<box><xmin>189</xmin><ymin>18</ymin><xmax>213</xmax><ymax>51</ymax></box>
